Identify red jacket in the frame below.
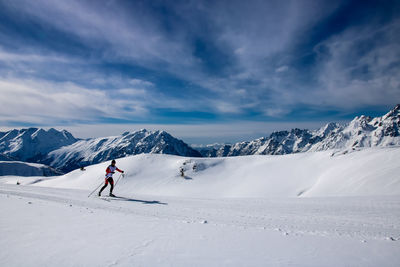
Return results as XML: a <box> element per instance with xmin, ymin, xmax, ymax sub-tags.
<box><xmin>105</xmin><ymin>165</ymin><xmax>123</xmax><ymax>178</ymax></box>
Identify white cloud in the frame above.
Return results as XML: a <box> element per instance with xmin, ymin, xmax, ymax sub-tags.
<box><xmin>0</xmin><ymin>78</ymin><xmax>149</xmax><ymax>124</ymax></box>
<box><xmin>263</xmin><ymin>107</ymin><xmax>291</xmax><ymax>117</ymax></box>
<box><xmin>0</xmin><ymin>49</ymin><xmax>73</xmax><ymax>64</ymax></box>
<box><xmin>116</xmin><ymin>88</ymin><xmax>147</xmax><ymax>97</ymax></box>
<box><xmin>4</xmin><ymin>0</ymin><xmax>340</xmax><ymax>111</ymax></box>
<box><xmin>275</xmin><ymin>66</ymin><xmax>289</xmax><ymax>73</ymax></box>
<box><xmin>1</xmin><ymin>0</ymin><xmax>398</xmax><ymax>121</ymax></box>
<box><xmin>0</xmin><ymin>75</ymin><xmax>238</xmax><ymax>125</ymax></box>
<box><xmin>128</xmin><ymin>79</ymin><xmax>154</xmax><ymax>88</ymax></box>
<box><xmin>8</xmin><ymin>0</ymin><xmax>195</xmax><ymax>71</ymax></box>
<box><xmin>311</xmin><ymin>20</ymin><xmax>400</xmax><ymax>109</ymax></box>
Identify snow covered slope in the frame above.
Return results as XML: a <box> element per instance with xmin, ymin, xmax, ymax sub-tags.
<box><xmin>44</xmin><ymin>129</ymin><xmax>202</xmax><ymax>173</ymax></box>
<box><xmin>0</xmin><ymin>161</ymin><xmax>62</xmax><ymax>177</ymax></box>
<box><xmin>1</xmin><ymin>185</ymin><xmax>399</xmax><ymax>267</ymax></box>
<box><xmin>1</xmin><ymin>148</ymin><xmax>399</xmax><ymax>266</ymax></box>
<box><xmin>201</xmin><ymin>105</ymin><xmax>400</xmax><ymax>157</ymax></box>
<box><xmin>0</xmin><ymin>128</ymin><xmax>77</xmax><ymax>162</ymax></box>
<box><xmin>35</xmin><ymin>147</ymin><xmax>400</xmax><ymax>198</ymax></box>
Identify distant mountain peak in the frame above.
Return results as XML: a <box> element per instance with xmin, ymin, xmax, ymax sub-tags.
<box><xmin>199</xmin><ymin>105</ymin><xmax>400</xmax><ymax>157</ymax></box>
<box><xmin>2</xmin><ymin>105</ymin><xmax>400</xmax><ymax>173</ymax></box>
<box><xmin>0</xmin><ymin>128</ymin><xmax>78</xmax><ymax>162</ymax></box>
<box><xmin>383</xmin><ymin>104</ymin><xmax>400</xmax><ymax>120</ymax></box>
<box><xmin>45</xmin><ymin>129</ymin><xmax>201</xmax><ymax>172</ymax></box>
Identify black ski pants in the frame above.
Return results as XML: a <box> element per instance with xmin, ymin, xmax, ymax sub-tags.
<box><xmin>99</xmin><ymin>177</ymin><xmax>114</xmax><ymax>194</ymax></box>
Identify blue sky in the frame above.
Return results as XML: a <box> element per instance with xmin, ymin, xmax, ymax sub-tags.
<box><xmin>0</xmin><ymin>0</ymin><xmax>399</xmax><ymax>144</ymax></box>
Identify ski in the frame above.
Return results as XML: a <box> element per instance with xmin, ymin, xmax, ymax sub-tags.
<box><xmin>96</xmin><ymin>195</ymin><xmax>119</xmax><ymax>202</ymax></box>
<box><xmin>98</xmin><ymin>195</ymin><xmax>119</xmax><ymax>199</ymax></box>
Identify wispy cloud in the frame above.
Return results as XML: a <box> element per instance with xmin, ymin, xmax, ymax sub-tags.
<box><xmin>0</xmin><ymin>77</ymin><xmax>151</xmax><ymax>125</ymax></box>
<box><xmin>0</xmin><ymin>0</ymin><xmax>399</xmax><ymax>142</ymax></box>
<box><xmin>313</xmin><ymin>20</ymin><xmax>400</xmax><ymax>109</ymax></box>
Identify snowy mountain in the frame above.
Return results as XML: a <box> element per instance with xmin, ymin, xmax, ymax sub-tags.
<box><xmin>200</xmin><ymin>105</ymin><xmax>400</xmax><ymax>157</ymax></box>
<box><xmin>310</xmin><ymin>105</ymin><xmax>400</xmax><ymax>151</ymax></box>
<box><xmin>0</xmin><ymin>128</ymin><xmax>78</xmax><ymax>162</ymax></box>
<box><xmin>44</xmin><ymin>129</ymin><xmax>202</xmax><ymax>172</ymax></box>
<box><xmin>1</xmin><ymin>105</ymin><xmax>399</xmax><ymax>173</ymax></box>
<box><xmin>0</xmin><ymin>161</ymin><xmax>62</xmax><ymax>177</ymax></box>
<box><xmin>0</xmin><ymin>128</ymin><xmax>201</xmax><ymax>174</ymax></box>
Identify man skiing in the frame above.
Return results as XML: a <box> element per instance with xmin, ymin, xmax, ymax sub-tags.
<box><xmin>98</xmin><ymin>159</ymin><xmax>124</xmax><ymax>197</ymax></box>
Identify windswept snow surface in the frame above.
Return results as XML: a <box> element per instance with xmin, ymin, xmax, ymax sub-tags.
<box><xmin>36</xmin><ymin>147</ymin><xmax>400</xmax><ymax>198</ymax></box>
<box><xmin>1</xmin><ymin>148</ymin><xmax>400</xmax><ymax>266</ymax></box>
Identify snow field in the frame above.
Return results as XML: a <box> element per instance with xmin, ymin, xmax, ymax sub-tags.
<box><xmin>33</xmin><ymin>147</ymin><xmax>400</xmax><ymax>198</ymax></box>
<box><xmin>1</xmin><ymin>147</ymin><xmax>400</xmax><ymax>266</ymax></box>
<box><xmin>0</xmin><ymin>186</ymin><xmax>399</xmax><ymax>267</ymax></box>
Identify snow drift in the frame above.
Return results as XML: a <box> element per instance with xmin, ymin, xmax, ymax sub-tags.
<box><xmin>34</xmin><ymin>147</ymin><xmax>400</xmax><ymax>198</ymax></box>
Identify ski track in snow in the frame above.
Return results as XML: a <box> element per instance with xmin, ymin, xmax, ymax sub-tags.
<box><xmin>1</xmin><ymin>184</ymin><xmax>399</xmax><ymax>241</ymax></box>
<box><xmin>2</xmin><ymin>147</ymin><xmax>400</xmax><ymax>266</ymax></box>
<box><xmin>1</xmin><ymin>184</ymin><xmax>400</xmax><ymax>266</ymax></box>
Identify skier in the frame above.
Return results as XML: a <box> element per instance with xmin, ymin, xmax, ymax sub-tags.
<box><xmin>98</xmin><ymin>159</ymin><xmax>124</xmax><ymax>197</ymax></box>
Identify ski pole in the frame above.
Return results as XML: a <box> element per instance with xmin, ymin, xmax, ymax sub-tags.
<box><xmin>88</xmin><ymin>179</ymin><xmax>105</xmax><ymax>198</ymax></box>
<box><xmin>114</xmin><ymin>173</ymin><xmax>125</xmax><ymax>187</ymax></box>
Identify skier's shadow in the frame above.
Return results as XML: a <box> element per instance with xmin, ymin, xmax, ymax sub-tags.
<box><xmin>112</xmin><ymin>196</ymin><xmax>168</xmax><ymax>205</ymax></box>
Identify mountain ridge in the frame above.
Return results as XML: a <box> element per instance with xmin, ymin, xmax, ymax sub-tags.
<box><xmin>0</xmin><ymin>128</ymin><xmax>78</xmax><ymax>162</ymax></box>
<box><xmin>1</xmin><ymin>105</ymin><xmax>399</xmax><ymax>174</ymax></box>
<box><xmin>198</xmin><ymin>105</ymin><xmax>400</xmax><ymax>157</ymax></box>
<box><xmin>44</xmin><ymin>129</ymin><xmax>202</xmax><ymax>172</ymax></box>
